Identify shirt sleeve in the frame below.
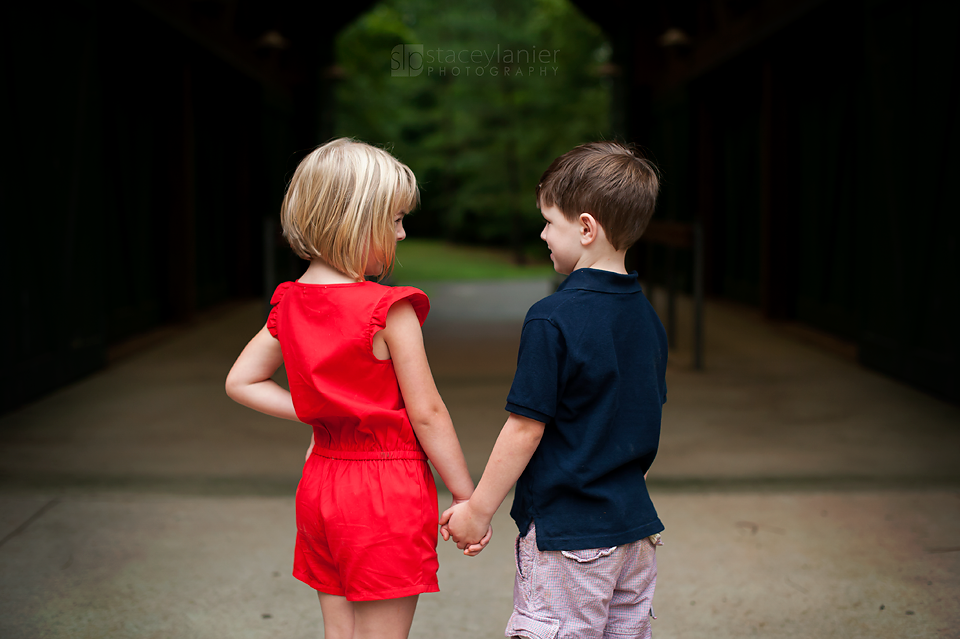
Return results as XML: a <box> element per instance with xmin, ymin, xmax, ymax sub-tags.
<box><xmin>372</xmin><ymin>286</ymin><xmax>430</xmax><ymax>330</ymax></box>
<box><xmin>266</xmin><ymin>282</ymin><xmax>293</xmax><ymax>338</ymax></box>
<box><xmin>505</xmin><ymin>318</ymin><xmax>565</xmax><ymax>424</ymax></box>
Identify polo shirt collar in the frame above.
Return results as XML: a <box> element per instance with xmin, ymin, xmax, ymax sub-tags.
<box><xmin>557</xmin><ymin>268</ymin><xmax>641</xmax><ymax>294</ymax></box>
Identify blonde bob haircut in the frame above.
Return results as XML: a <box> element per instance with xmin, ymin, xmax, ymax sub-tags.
<box><xmin>280</xmin><ymin>138</ymin><xmax>419</xmax><ymax>281</ymax></box>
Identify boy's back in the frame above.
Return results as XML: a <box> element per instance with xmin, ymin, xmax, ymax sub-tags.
<box><xmin>507</xmin><ymin>267</ymin><xmax>667</xmax><ymax>551</ymax></box>
<box><xmin>440</xmin><ymin>140</ymin><xmax>666</xmax><ymax>639</ymax></box>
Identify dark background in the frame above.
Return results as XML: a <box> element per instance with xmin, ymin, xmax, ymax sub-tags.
<box><xmin>2</xmin><ymin>0</ymin><xmax>957</xmax><ymax>411</ymax></box>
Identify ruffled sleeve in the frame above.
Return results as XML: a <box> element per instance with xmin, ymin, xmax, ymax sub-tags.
<box><xmin>266</xmin><ymin>282</ymin><xmax>294</xmax><ymax>338</ymax></box>
<box><xmin>372</xmin><ymin>286</ymin><xmax>430</xmax><ymax>330</ymax></box>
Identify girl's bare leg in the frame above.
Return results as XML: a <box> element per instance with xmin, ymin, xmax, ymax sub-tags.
<box><xmin>318</xmin><ymin>593</ymin><xmax>355</xmax><ymax>639</ymax></box>
<box><xmin>318</xmin><ymin>592</ymin><xmax>419</xmax><ymax>639</ymax></box>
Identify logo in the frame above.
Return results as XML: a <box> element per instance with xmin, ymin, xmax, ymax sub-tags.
<box><xmin>391</xmin><ymin>45</ymin><xmax>424</xmax><ymax>77</ymax></box>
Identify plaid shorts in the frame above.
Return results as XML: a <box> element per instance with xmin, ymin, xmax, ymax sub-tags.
<box><xmin>506</xmin><ymin>523</ymin><xmax>660</xmax><ymax>639</ymax></box>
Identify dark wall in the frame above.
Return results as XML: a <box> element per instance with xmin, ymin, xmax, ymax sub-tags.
<box><xmin>3</xmin><ymin>1</ymin><xmax>111</xmax><ymax>412</ymax></box>
<box><xmin>856</xmin><ymin>0</ymin><xmax>959</xmax><ymax>400</ymax></box>
<box><xmin>644</xmin><ymin>0</ymin><xmax>959</xmax><ymax>400</ymax></box>
<box><xmin>0</xmin><ymin>1</ymin><xmax>309</xmax><ymax>412</ymax></box>
<box><xmin>4</xmin><ymin>0</ymin><xmax>956</xmax><ymax>408</ymax></box>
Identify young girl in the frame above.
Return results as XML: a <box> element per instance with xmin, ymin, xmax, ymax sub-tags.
<box><xmin>225</xmin><ymin>138</ymin><xmax>488</xmax><ymax>639</ymax></box>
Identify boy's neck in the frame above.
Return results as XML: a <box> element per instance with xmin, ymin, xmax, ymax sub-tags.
<box><xmin>572</xmin><ymin>248</ymin><xmax>628</xmax><ymax>275</ymax></box>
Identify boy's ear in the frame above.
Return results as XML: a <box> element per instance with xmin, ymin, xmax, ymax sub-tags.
<box><xmin>578</xmin><ymin>213</ymin><xmax>600</xmax><ymax>246</ymax></box>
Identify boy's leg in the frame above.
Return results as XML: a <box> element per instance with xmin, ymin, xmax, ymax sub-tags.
<box><xmin>506</xmin><ymin>523</ymin><xmax>621</xmax><ymax>639</ymax></box>
<box><xmin>318</xmin><ymin>592</ymin><xmax>419</xmax><ymax>639</ymax></box>
<box><xmin>604</xmin><ymin>536</ymin><xmax>659</xmax><ymax>639</ymax></box>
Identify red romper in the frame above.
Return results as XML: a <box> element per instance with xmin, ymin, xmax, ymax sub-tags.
<box><xmin>267</xmin><ymin>280</ymin><xmax>439</xmax><ymax>601</ymax></box>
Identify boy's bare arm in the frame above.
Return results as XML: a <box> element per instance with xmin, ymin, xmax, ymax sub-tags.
<box><xmin>440</xmin><ymin>413</ymin><xmax>545</xmax><ymax>549</ymax></box>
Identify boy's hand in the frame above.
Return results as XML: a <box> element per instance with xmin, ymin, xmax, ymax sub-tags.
<box><xmin>440</xmin><ymin>501</ymin><xmax>493</xmax><ymax>556</ymax></box>
<box><xmin>439</xmin><ymin>499</ymin><xmax>492</xmax><ymax>556</ymax></box>
<box><xmin>465</xmin><ymin>526</ymin><xmax>493</xmax><ymax>557</ymax></box>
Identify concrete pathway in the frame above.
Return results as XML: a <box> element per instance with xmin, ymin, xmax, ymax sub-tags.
<box><xmin>1</xmin><ymin>279</ymin><xmax>958</xmax><ymax>638</ymax></box>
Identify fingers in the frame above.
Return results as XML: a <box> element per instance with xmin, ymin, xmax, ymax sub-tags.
<box><xmin>462</xmin><ymin>525</ymin><xmax>494</xmax><ymax>555</ymax></box>
<box><xmin>439</xmin><ymin>502</ymin><xmax>490</xmax><ymax>552</ymax></box>
<box><xmin>438</xmin><ymin>508</ymin><xmax>453</xmax><ymax>526</ymax></box>
<box><xmin>480</xmin><ymin>525</ymin><xmax>493</xmax><ymax>546</ymax></box>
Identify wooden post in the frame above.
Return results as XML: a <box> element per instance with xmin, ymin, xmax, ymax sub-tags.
<box><xmin>693</xmin><ymin>221</ymin><xmax>705</xmax><ymax>370</ymax></box>
<box><xmin>640</xmin><ymin>221</ymin><xmax>705</xmax><ymax>369</ymax></box>
<box><xmin>759</xmin><ymin>57</ymin><xmax>793</xmax><ymax>319</ymax></box>
<box><xmin>164</xmin><ymin>58</ymin><xmax>197</xmax><ymax>322</ymax></box>
<box><xmin>759</xmin><ymin>59</ymin><xmax>776</xmax><ymax>318</ymax></box>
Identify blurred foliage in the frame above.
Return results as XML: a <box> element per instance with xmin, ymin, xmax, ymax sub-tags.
<box><xmin>334</xmin><ymin>0</ymin><xmax>612</xmax><ymax>256</ymax></box>
<box><xmin>391</xmin><ymin>239</ymin><xmax>557</xmax><ymax>282</ymax></box>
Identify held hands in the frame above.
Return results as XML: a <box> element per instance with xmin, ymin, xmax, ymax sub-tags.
<box><xmin>439</xmin><ymin>499</ymin><xmax>493</xmax><ymax>557</ymax></box>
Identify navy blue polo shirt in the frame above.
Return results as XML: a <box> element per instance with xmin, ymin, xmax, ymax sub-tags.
<box><xmin>506</xmin><ymin>268</ymin><xmax>667</xmax><ymax>551</ymax></box>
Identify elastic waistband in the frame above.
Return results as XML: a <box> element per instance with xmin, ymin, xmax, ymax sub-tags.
<box><xmin>311</xmin><ymin>446</ymin><xmax>427</xmax><ymax>461</ymax></box>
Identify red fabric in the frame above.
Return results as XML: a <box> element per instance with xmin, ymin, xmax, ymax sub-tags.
<box><xmin>269</xmin><ymin>280</ymin><xmax>439</xmax><ymax>601</ymax></box>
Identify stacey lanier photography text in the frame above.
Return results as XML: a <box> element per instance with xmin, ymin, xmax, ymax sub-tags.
<box><xmin>392</xmin><ymin>44</ymin><xmax>560</xmax><ymax>77</ymax></box>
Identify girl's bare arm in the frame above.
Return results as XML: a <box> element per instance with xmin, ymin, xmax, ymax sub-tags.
<box><xmin>383</xmin><ymin>301</ymin><xmax>475</xmax><ymax>502</ymax></box>
<box><xmin>225</xmin><ymin>325</ymin><xmax>299</xmax><ymax>421</ymax></box>
<box><xmin>440</xmin><ymin>413</ymin><xmax>544</xmax><ymax>549</ymax></box>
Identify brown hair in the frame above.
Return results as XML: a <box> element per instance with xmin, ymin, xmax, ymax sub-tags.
<box><xmin>535</xmin><ymin>141</ymin><xmax>660</xmax><ymax>250</ymax></box>
<box><xmin>280</xmin><ymin>138</ymin><xmax>419</xmax><ymax>281</ymax></box>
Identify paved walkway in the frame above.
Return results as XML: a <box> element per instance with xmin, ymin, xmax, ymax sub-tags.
<box><xmin>1</xmin><ymin>279</ymin><xmax>958</xmax><ymax>638</ymax></box>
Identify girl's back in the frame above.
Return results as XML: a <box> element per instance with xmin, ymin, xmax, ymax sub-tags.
<box><xmin>226</xmin><ymin>138</ymin><xmax>482</xmax><ymax>638</ymax></box>
<box><xmin>268</xmin><ymin>280</ymin><xmax>429</xmax><ymax>453</ymax></box>
<box><xmin>269</xmin><ymin>279</ymin><xmax>441</xmax><ymax>601</ymax></box>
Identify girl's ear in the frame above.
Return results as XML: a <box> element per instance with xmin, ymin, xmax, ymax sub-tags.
<box><xmin>579</xmin><ymin>213</ymin><xmax>600</xmax><ymax>246</ymax></box>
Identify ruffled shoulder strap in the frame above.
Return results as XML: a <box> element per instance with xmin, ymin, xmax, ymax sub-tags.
<box><xmin>266</xmin><ymin>281</ymin><xmax>294</xmax><ymax>338</ymax></box>
<box><xmin>371</xmin><ymin>285</ymin><xmax>430</xmax><ymax>330</ymax></box>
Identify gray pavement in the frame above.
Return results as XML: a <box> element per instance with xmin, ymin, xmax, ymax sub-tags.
<box><xmin>1</xmin><ymin>278</ymin><xmax>959</xmax><ymax>638</ymax></box>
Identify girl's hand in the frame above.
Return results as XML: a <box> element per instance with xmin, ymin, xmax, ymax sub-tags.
<box><xmin>440</xmin><ymin>497</ymin><xmax>489</xmax><ymax>554</ymax></box>
<box><xmin>439</xmin><ymin>501</ymin><xmax>493</xmax><ymax>555</ymax></box>
<box><xmin>438</xmin><ymin>497</ymin><xmax>467</xmax><ymax>545</ymax></box>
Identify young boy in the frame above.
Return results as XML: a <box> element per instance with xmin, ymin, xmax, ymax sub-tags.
<box><xmin>440</xmin><ymin>141</ymin><xmax>667</xmax><ymax>639</ymax></box>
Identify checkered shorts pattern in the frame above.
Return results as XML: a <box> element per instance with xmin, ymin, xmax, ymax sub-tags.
<box><xmin>505</xmin><ymin>523</ymin><xmax>660</xmax><ymax>639</ymax></box>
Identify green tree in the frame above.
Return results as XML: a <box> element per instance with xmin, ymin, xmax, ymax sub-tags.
<box><xmin>334</xmin><ymin>0</ymin><xmax>612</xmax><ymax>258</ymax></box>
